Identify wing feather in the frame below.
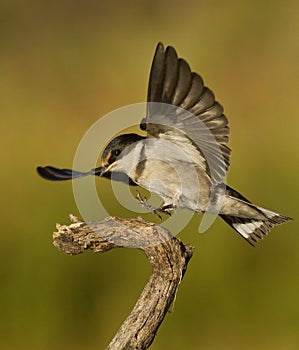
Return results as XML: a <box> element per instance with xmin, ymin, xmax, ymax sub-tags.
<box><xmin>144</xmin><ymin>43</ymin><xmax>231</xmax><ymax>183</ymax></box>
<box><xmin>171</xmin><ymin>59</ymin><xmax>192</xmax><ymax>105</ymax></box>
<box><xmin>161</xmin><ymin>46</ymin><xmax>179</xmax><ymax>102</ymax></box>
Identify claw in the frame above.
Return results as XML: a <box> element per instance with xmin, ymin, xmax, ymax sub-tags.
<box><xmin>160</xmin><ymin>204</ymin><xmax>174</xmax><ymax>216</ymax></box>
<box><xmin>153</xmin><ymin>211</ymin><xmax>163</xmax><ymax>221</ymax></box>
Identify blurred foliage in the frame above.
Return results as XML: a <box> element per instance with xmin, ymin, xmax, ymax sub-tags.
<box><xmin>0</xmin><ymin>0</ymin><xmax>298</xmax><ymax>349</ymax></box>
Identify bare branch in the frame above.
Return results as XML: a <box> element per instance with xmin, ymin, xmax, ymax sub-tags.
<box><xmin>53</xmin><ymin>215</ymin><xmax>193</xmax><ymax>350</ymax></box>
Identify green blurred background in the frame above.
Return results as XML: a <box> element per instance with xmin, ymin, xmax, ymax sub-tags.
<box><xmin>1</xmin><ymin>0</ymin><xmax>298</xmax><ymax>349</ymax></box>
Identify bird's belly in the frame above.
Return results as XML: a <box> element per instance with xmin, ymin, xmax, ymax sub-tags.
<box><xmin>130</xmin><ymin>159</ymin><xmax>211</xmax><ymax>210</ymax></box>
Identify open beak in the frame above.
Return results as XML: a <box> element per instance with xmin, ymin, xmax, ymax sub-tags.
<box><xmin>91</xmin><ymin>166</ymin><xmax>106</xmax><ymax>177</ymax></box>
<box><xmin>91</xmin><ymin>162</ymin><xmax>117</xmax><ymax>177</ymax></box>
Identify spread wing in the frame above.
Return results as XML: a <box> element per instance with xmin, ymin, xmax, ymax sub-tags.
<box><xmin>142</xmin><ymin>42</ymin><xmax>231</xmax><ymax>184</ymax></box>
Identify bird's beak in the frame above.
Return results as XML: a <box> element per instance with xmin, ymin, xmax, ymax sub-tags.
<box><xmin>91</xmin><ymin>162</ymin><xmax>117</xmax><ymax>177</ymax></box>
<box><xmin>91</xmin><ymin>166</ymin><xmax>106</xmax><ymax>176</ymax></box>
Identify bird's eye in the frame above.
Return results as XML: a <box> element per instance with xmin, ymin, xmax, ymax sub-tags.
<box><xmin>113</xmin><ymin>149</ymin><xmax>121</xmax><ymax>157</ymax></box>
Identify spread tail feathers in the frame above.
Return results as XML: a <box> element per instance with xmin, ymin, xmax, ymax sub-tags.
<box><xmin>220</xmin><ymin>186</ymin><xmax>292</xmax><ymax>246</ymax></box>
<box><xmin>220</xmin><ymin>211</ymin><xmax>291</xmax><ymax>246</ymax></box>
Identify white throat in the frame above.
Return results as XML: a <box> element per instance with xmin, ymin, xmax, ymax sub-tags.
<box><xmin>112</xmin><ymin>140</ymin><xmax>145</xmax><ymax>176</ymax></box>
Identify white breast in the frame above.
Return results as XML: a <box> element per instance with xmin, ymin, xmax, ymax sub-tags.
<box><xmin>114</xmin><ymin>138</ymin><xmax>212</xmax><ymax>211</ymax></box>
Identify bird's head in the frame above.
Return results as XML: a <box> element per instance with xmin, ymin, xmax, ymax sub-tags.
<box><xmin>98</xmin><ymin>133</ymin><xmax>145</xmax><ymax>175</ymax></box>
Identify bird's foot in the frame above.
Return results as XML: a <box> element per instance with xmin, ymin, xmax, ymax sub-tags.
<box><xmin>136</xmin><ymin>191</ymin><xmax>174</xmax><ymax>221</ymax></box>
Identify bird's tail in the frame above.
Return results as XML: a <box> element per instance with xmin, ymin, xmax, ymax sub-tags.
<box><xmin>220</xmin><ymin>187</ymin><xmax>292</xmax><ymax>246</ymax></box>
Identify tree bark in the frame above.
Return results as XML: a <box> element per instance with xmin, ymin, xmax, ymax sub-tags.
<box><xmin>53</xmin><ymin>215</ymin><xmax>193</xmax><ymax>350</ymax></box>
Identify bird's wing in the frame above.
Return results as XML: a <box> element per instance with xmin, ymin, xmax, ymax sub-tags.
<box><xmin>142</xmin><ymin>43</ymin><xmax>231</xmax><ymax>184</ymax></box>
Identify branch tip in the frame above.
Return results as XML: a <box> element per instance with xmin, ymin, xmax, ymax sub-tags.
<box><xmin>52</xmin><ymin>215</ymin><xmax>193</xmax><ymax>349</ymax></box>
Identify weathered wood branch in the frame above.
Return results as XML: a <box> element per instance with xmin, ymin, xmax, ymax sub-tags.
<box><xmin>53</xmin><ymin>215</ymin><xmax>194</xmax><ymax>350</ymax></box>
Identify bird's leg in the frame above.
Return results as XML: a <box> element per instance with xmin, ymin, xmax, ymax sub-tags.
<box><xmin>136</xmin><ymin>191</ymin><xmax>174</xmax><ymax>221</ymax></box>
<box><xmin>136</xmin><ymin>191</ymin><xmax>163</xmax><ymax>220</ymax></box>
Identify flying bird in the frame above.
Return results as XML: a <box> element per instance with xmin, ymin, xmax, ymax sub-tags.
<box><xmin>37</xmin><ymin>43</ymin><xmax>292</xmax><ymax>245</ymax></box>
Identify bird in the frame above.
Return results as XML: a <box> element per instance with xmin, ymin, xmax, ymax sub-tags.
<box><xmin>37</xmin><ymin>42</ymin><xmax>292</xmax><ymax>246</ymax></box>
